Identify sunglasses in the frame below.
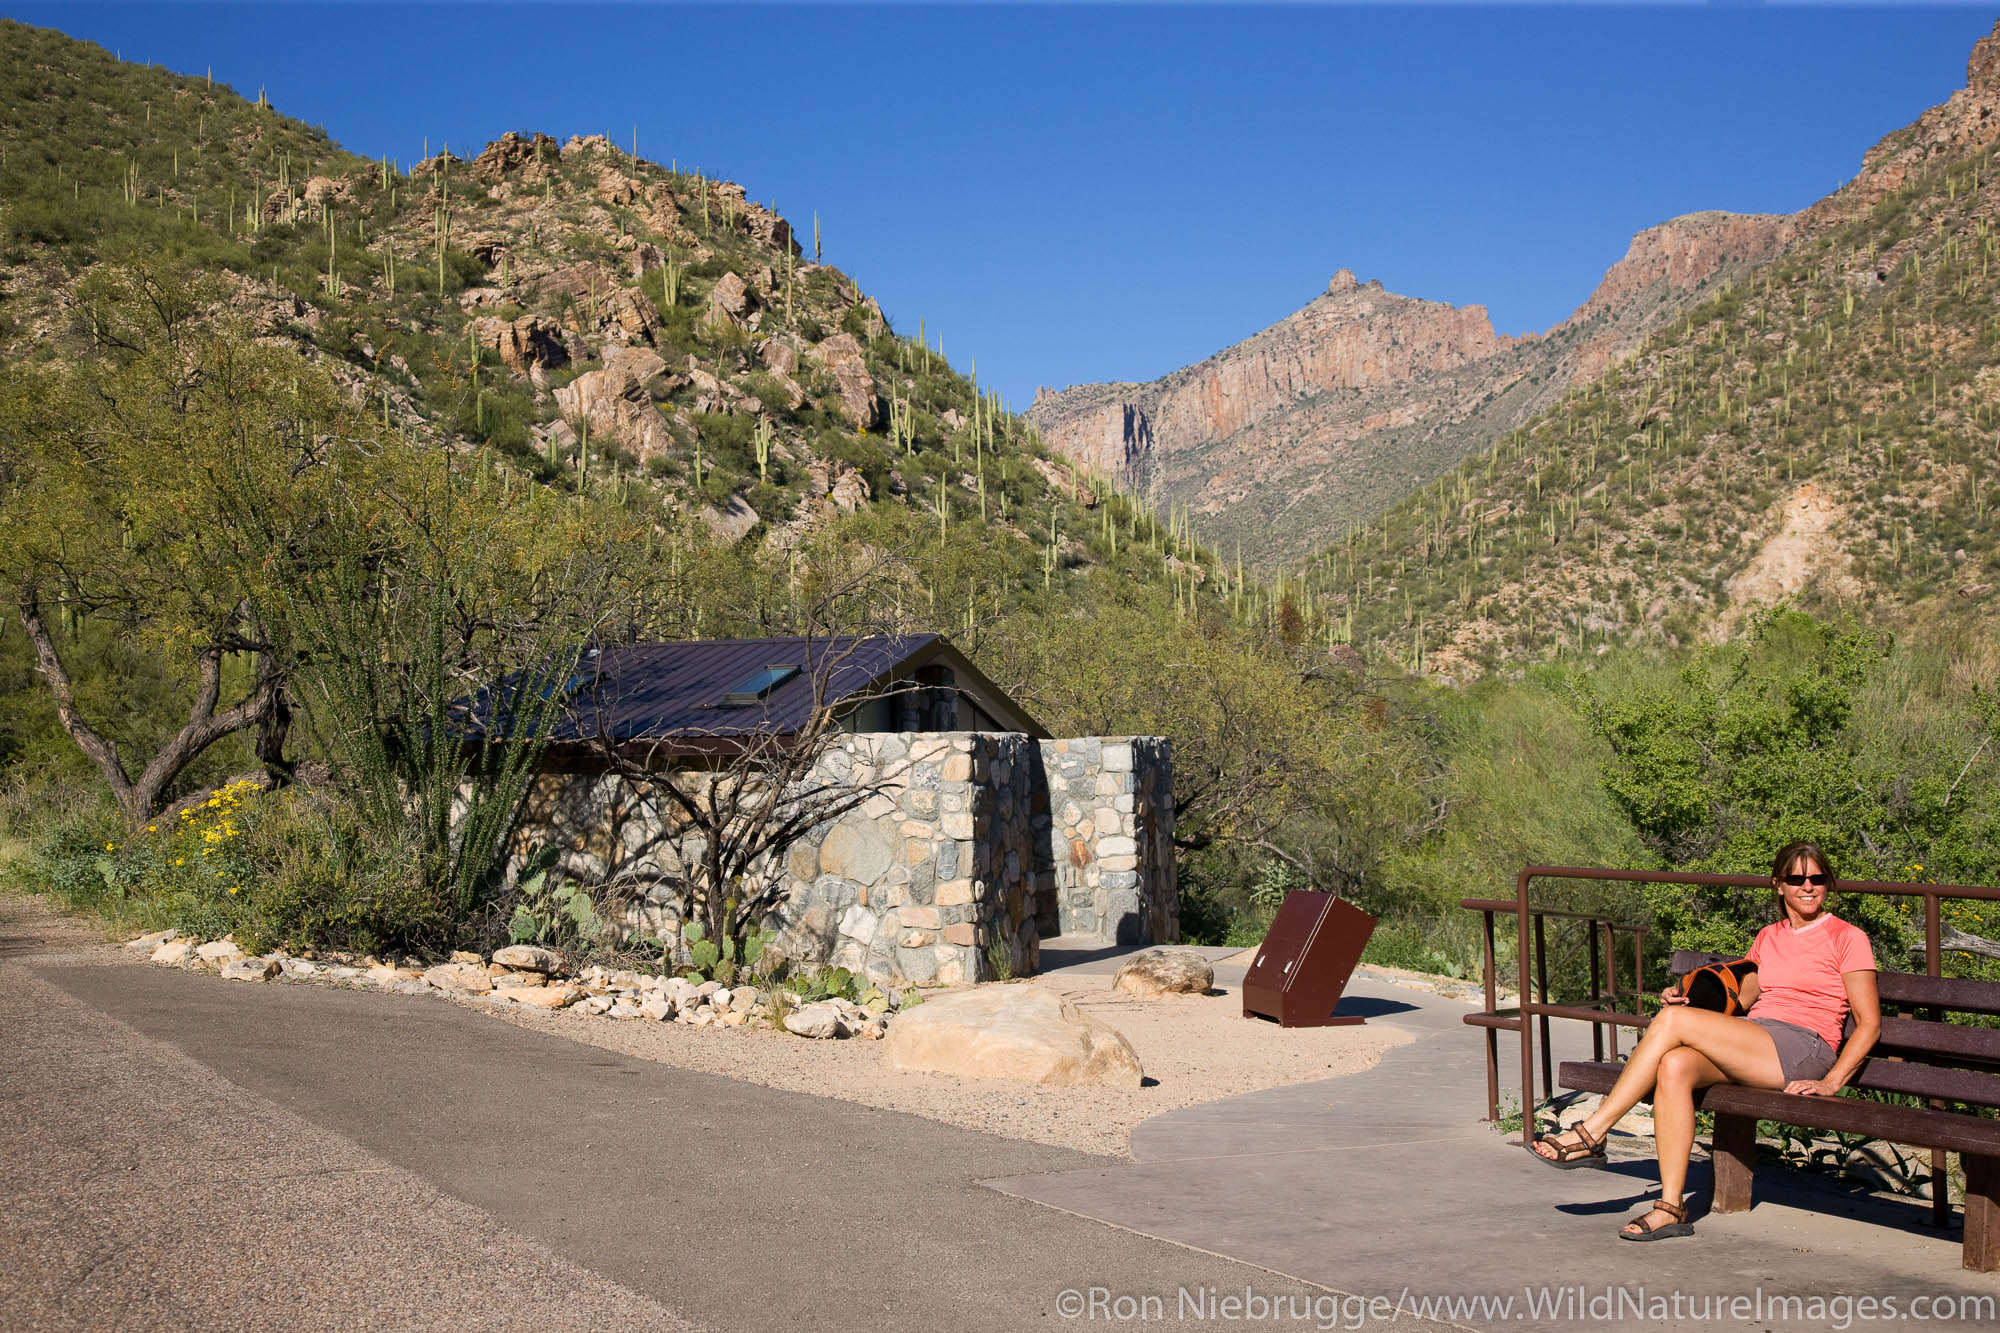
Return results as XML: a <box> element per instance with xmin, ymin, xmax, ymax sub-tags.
<box><xmin>1781</xmin><ymin>873</ymin><xmax>1830</xmax><ymax>887</ymax></box>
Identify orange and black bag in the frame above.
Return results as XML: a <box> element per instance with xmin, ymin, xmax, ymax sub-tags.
<box><xmin>1669</xmin><ymin>950</ymin><xmax>1758</xmax><ymax>1016</ymax></box>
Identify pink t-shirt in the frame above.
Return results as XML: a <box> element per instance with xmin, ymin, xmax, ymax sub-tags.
<box><xmin>1745</xmin><ymin>913</ymin><xmax>1876</xmax><ymax>1050</ymax></box>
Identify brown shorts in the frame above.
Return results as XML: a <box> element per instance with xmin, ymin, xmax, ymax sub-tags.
<box><xmin>1749</xmin><ymin>1017</ymin><xmax>1836</xmax><ymax>1082</ymax></box>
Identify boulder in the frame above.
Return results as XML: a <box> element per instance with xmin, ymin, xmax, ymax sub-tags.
<box><xmin>881</xmin><ymin>986</ymin><xmax>1144</xmax><ymax>1088</ymax></box>
<box><xmin>127</xmin><ymin>929</ymin><xmax>178</xmax><ymax>952</ymax></box>
<box><xmin>151</xmin><ymin>940</ymin><xmax>197</xmax><ymax>965</ymax></box>
<box><xmin>195</xmin><ymin>940</ymin><xmax>244</xmax><ymax>965</ymax></box>
<box><xmin>220</xmin><ymin>957</ymin><xmax>280</xmax><ymax>982</ymax></box>
<box><xmin>639</xmin><ymin>996</ymin><xmax>675</xmax><ymax>1022</ymax></box>
<box><xmin>492</xmin><ymin>944</ymin><xmax>565</xmax><ymax>974</ymax></box>
<box><xmin>706</xmin><ymin>271</ymin><xmax>751</xmax><ymax>327</ymax></box>
<box><xmin>757</xmin><ymin>336</ymin><xmax>801</xmax><ymax>376</ymax></box>
<box><xmin>699</xmin><ymin>494</ymin><xmax>760</xmax><ymax>545</ymax></box>
<box><xmin>423</xmin><ymin>962</ymin><xmax>494</xmax><ymax>995</ymax></box>
<box><xmin>1110</xmin><ymin>948</ymin><xmax>1215</xmax><ymax>999</ymax></box>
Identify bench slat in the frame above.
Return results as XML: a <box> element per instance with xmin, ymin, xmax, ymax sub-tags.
<box><xmin>1877</xmin><ymin>971</ymin><xmax>2000</xmax><ymax>1018</ymax></box>
<box><xmin>1855</xmin><ymin>1059</ymin><xmax>2000</xmax><ymax>1110</ymax></box>
<box><xmin>1876</xmin><ymin>1015</ymin><xmax>2000</xmax><ymax>1064</ymax></box>
<box><xmin>1557</xmin><ymin>1060</ymin><xmax>2000</xmax><ymax>1157</ymax></box>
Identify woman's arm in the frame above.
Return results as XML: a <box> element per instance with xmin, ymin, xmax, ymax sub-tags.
<box><xmin>1735</xmin><ymin>972</ymin><xmax>1760</xmax><ymax>1011</ymax></box>
<box><xmin>1786</xmin><ymin>969</ymin><xmax>1881</xmax><ymax>1096</ymax></box>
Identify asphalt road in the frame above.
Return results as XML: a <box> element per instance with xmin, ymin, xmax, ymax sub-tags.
<box><xmin>3</xmin><ymin>903</ymin><xmax>1452</xmax><ymax>1333</ymax></box>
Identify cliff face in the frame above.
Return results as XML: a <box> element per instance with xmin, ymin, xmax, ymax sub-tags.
<box><xmin>1805</xmin><ymin>21</ymin><xmax>2000</xmax><ymax>229</ymax></box>
<box><xmin>1030</xmin><ymin>217</ymin><xmax>1779</xmax><ymax>565</ymax></box>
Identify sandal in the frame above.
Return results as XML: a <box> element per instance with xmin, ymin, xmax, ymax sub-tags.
<box><xmin>1619</xmin><ymin>1199</ymin><xmax>1694</xmax><ymax>1241</ymax></box>
<box><xmin>1530</xmin><ymin>1120</ymin><xmax>1606</xmax><ymax>1169</ymax></box>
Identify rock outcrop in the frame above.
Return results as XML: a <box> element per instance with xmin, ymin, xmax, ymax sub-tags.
<box><xmin>551</xmin><ymin>348</ymin><xmax>676</xmax><ymax>463</ymax></box>
<box><xmin>804</xmin><ymin>332</ymin><xmax>880</xmax><ymax>429</ymax></box>
<box><xmin>1807</xmin><ymin>21</ymin><xmax>2000</xmax><ymax>229</ymax></box>
<box><xmin>472</xmin><ymin>313</ymin><xmax>569</xmax><ymax>384</ymax></box>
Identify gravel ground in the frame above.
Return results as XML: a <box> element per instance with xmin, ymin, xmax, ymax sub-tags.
<box><xmin>482</xmin><ymin>968</ymin><xmax>1411</xmax><ymax>1158</ymax></box>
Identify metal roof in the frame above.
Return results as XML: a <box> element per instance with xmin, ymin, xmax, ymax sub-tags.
<box><xmin>542</xmin><ymin>634</ymin><xmax>1044</xmax><ymax>747</ymax></box>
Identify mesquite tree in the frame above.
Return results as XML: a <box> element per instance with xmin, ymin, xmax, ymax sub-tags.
<box><xmin>0</xmin><ymin>265</ymin><xmax>310</xmax><ymax>826</ymax></box>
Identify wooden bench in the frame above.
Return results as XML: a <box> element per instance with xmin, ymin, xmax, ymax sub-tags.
<box><xmin>1557</xmin><ymin>971</ymin><xmax>2000</xmax><ymax>1272</ymax></box>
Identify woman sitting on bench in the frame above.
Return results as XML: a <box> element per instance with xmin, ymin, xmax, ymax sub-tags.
<box><xmin>1530</xmin><ymin>841</ymin><xmax>1880</xmax><ymax>1241</ymax></box>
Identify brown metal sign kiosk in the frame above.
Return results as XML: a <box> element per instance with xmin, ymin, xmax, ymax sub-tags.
<box><xmin>1241</xmin><ymin>890</ymin><xmax>1377</xmax><ymax>1027</ymax></box>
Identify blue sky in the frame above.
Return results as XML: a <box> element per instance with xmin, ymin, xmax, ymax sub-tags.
<box><xmin>10</xmin><ymin>5</ymin><xmax>1996</xmax><ymax>407</ymax></box>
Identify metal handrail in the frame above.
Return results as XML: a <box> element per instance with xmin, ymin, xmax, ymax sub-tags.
<box><xmin>1459</xmin><ymin>895</ymin><xmax>1649</xmax><ymax>1120</ymax></box>
<box><xmin>1494</xmin><ymin>865</ymin><xmax>2000</xmax><ymax>1230</ymax></box>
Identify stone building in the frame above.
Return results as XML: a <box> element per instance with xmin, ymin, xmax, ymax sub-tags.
<box><xmin>517</xmin><ymin>635</ymin><xmax>1175</xmax><ymax>985</ymax></box>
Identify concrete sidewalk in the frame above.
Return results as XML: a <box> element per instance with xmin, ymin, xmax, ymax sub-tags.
<box><xmin>983</xmin><ymin>962</ymin><xmax>1998</xmax><ymax>1331</ymax></box>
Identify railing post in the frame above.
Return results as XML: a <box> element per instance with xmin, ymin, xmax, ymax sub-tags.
<box><xmin>1518</xmin><ymin>869</ymin><xmax>1536</xmax><ymax>1148</ymax></box>
<box><xmin>1588</xmin><ymin>915</ymin><xmax>1604</xmax><ymax>1062</ymax></box>
<box><xmin>1926</xmin><ymin>890</ymin><xmax>1949</xmax><ymax>1230</ymax></box>
<box><xmin>1534</xmin><ymin>913</ymin><xmax>1553</xmax><ymax>1101</ymax></box>
<box><xmin>1482</xmin><ymin>909</ymin><xmax>1499</xmax><ymax>1124</ymax></box>
<box><xmin>1603</xmin><ymin>922</ymin><xmax>1621</xmax><ymax>1061</ymax></box>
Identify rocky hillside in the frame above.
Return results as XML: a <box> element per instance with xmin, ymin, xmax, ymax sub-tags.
<box><xmin>0</xmin><ymin>19</ymin><xmax>1178</xmax><ymax>629</ymax></box>
<box><xmin>1310</xmin><ymin>21</ymin><xmax>2000</xmax><ymax>675</ymax></box>
<box><xmin>1029</xmin><ymin>208</ymin><xmax>1790</xmax><ymax>571</ymax></box>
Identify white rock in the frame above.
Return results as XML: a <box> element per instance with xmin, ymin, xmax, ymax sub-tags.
<box><xmin>195</xmin><ymin>940</ymin><xmax>244</xmax><ymax>964</ymax></box>
<box><xmin>639</xmin><ymin>997</ymin><xmax>674</xmax><ymax>1022</ymax></box>
<box><xmin>720</xmin><ymin>1010</ymin><xmax>749</xmax><ymax>1027</ymax></box>
<box><xmin>449</xmin><ymin>950</ymin><xmax>484</xmax><ymax>966</ymax></box>
<box><xmin>881</xmin><ymin>986</ymin><xmax>1144</xmax><ymax>1088</ymax></box>
<box><xmin>711</xmin><ymin>987</ymin><xmax>734</xmax><ymax>1010</ymax></box>
<box><xmin>280</xmin><ymin>958</ymin><xmax>320</xmax><ymax>979</ymax></box>
<box><xmin>783</xmin><ymin>1000</ymin><xmax>852</xmax><ymax>1039</ymax></box>
<box><xmin>492</xmin><ymin>944</ymin><xmax>565</xmax><ymax>974</ymax></box>
<box><xmin>127</xmin><ymin>929</ymin><xmax>178</xmax><ymax>952</ymax></box>
<box><xmin>607</xmin><ymin>1001</ymin><xmax>642</xmax><ymax>1019</ymax></box>
<box><xmin>151</xmin><ymin>940</ymin><xmax>197</xmax><ymax>965</ymax></box>
<box><xmin>575</xmin><ymin>996</ymin><xmax>613</xmax><ymax>1016</ymax></box>
<box><xmin>220</xmin><ymin>957</ymin><xmax>280</xmax><ymax>982</ymax></box>
<box><xmin>838</xmin><ymin>903</ymin><xmax>878</xmax><ymax>944</ymax></box>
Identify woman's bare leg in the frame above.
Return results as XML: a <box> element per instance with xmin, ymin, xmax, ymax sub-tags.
<box><xmin>1619</xmin><ymin>1046</ymin><xmax>1728</xmax><ymax>1235</ymax></box>
<box><xmin>1533</xmin><ymin>1007</ymin><xmax>1786</xmax><ymax>1161</ymax></box>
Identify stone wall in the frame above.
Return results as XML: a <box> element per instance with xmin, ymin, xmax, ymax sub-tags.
<box><xmin>516</xmin><ymin>731</ymin><xmax>1172</xmax><ymax>986</ymax></box>
<box><xmin>1036</xmin><ymin>737</ymin><xmax>1176</xmax><ymax>944</ymax></box>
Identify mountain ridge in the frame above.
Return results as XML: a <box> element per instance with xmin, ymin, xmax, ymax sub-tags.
<box><xmin>1027</xmin><ymin>205</ymin><xmax>1793</xmax><ymax>569</ymax></box>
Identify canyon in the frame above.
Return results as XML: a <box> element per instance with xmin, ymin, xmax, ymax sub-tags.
<box><xmin>1028</xmin><ymin>211</ymin><xmax>1794</xmax><ymax>568</ymax></box>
